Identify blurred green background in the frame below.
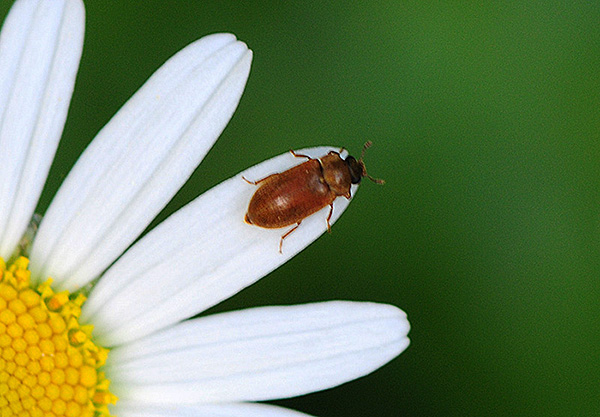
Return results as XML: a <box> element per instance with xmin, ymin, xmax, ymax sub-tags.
<box><xmin>2</xmin><ymin>1</ymin><xmax>598</xmax><ymax>416</ymax></box>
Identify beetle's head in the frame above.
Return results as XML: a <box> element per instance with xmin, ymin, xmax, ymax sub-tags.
<box><xmin>345</xmin><ymin>141</ymin><xmax>385</xmax><ymax>185</ymax></box>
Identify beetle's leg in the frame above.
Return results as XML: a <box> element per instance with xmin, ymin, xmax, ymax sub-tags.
<box><xmin>326</xmin><ymin>203</ymin><xmax>334</xmax><ymax>233</ymax></box>
<box><xmin>242</xmin><ymin>173</ymin><xmax>279</xmax><ymax>185</ymax></box>
<box><xmin>242</xmin><ymin>176</ymin><xmax>256</xmax><ymax>184</ymax></box>
<box><xmin>279</xmin><ymin>222</ymin><xmax>301</xmax><ymax>253</ymax></box>
<box><xmin>289</xmin><ymin>149</ymin><xmax>312</xmax><ymax>160</ymax></box>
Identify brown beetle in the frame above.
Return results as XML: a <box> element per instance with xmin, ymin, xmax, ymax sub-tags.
<box><xmin>244</xmin><ymin>141</ymin><xmax>384</xmax><ymax>252</ymax></box>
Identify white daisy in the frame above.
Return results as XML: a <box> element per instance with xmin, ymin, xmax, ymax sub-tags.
<box><xmin>0</xmin><ymin>1</ymin><xmax>410</xmax><ymax>416</ymax></box>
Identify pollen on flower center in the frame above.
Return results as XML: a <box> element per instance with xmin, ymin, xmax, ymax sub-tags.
<box><xmin>0</xmin><ymin>257</ymin><xmax>117</xmax><ymax>417</ymax></box>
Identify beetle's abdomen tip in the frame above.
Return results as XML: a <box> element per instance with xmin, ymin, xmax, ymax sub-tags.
<box><xmin>244</xmin><ymin>213</ymin><xmax>253</xmax><ymax>225</ymax></box>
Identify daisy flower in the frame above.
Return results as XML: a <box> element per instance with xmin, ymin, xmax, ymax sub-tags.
<box><xmin>0</xmin><ymin>1</ymin><xmax>410</xmax><ymax>416</ymax></box>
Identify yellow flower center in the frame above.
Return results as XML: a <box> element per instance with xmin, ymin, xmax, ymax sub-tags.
<box><xmin>0</xmin><ymin>257</ymin><xmax>116</xmax><ymax>417</ymax></box>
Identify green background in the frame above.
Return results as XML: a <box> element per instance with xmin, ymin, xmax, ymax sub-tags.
<box><xmin>2</xmin><ymin>1</ymin><xmax>598</xmax><ymax>416</ymax></box>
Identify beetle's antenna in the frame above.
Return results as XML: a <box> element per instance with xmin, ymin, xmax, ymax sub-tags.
<box><xmin>360</xmin><ymin>141</ymin><xmax>373</xmax><ymax>160</ymax></box>
<box><xmin>366</xmin><ymin>173</ymin><xmax>385</xmax><ymax>184</ymax></box>
<box><xmin>359</xmin><ymin>141</ymin><xmax>385</xmax><ymax>184</ymax></box>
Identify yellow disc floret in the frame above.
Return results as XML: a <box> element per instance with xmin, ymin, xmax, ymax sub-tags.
<box><xmin>0</xmin><ymin>257</ymin><xmax>117</xmax><ymax>417</ymax></box>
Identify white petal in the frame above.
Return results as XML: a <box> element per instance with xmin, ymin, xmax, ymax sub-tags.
<box><xmin>113</xmin><ymin>401</ymin><xmax>314</xmax><ymax>417</ymax></box>
<box><xmin>0</xmin><ymin>0</ymin><xmax>84</xmax><ymax>258</ymax></box>
<box><xmin>82</xmin><ymin>147</ymin><xmax>359</xmax><ymax>346</ymax></box>
<box><xmin>29</xmin><ymin>33</ymin><xmax>252</xmax><ymax>289</ymax></box>
<box><xmin>106</xmin><ymin>301</ymin><xmax>410</xmax><ymax>403</ymax></box>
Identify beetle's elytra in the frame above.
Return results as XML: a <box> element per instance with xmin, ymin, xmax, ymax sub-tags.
<box><xmin>244</xmin><ymin>141</ymin><xmax>384</xmax><ymax>253</ymax></box>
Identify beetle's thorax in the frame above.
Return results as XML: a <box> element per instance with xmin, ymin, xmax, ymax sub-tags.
<box><xmin>320</xmin><ymin>152</ymin><xmax>352</xmax><ymax>198</ymax></box>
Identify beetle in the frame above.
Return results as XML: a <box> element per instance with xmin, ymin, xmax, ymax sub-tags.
<box><xmin>243</xmin><ymin>141</ymin><xmax>384</xmax><ymax>252</ymax></box>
